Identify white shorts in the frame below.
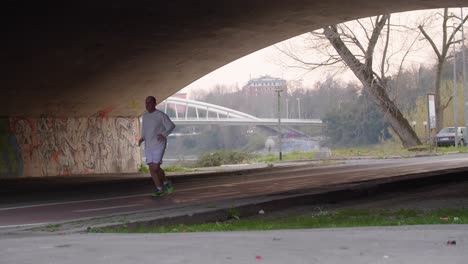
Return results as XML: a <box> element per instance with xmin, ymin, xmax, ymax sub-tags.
<box><xmin>145</xmin><ymin>147</ymin><xmax>166</xmax><ymax>165</ymax></box>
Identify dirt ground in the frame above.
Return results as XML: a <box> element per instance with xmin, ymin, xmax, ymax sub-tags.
<box><xmin>247</xmin><ymin>180</ymin><xmax>468</xmax><ymax>220</ymax></box>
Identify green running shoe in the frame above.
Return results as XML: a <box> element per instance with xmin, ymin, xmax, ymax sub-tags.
<box><xmin>151</xmin><ymin>188</ymin><xmax>165</xmax><ymax>197</ymax></box>
<box><xmin>164</xmin><ymin>182</ymin><xmax>174</xmax><ymax>194</ymax></box>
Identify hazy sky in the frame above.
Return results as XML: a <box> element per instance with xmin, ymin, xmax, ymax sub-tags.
<box><xmin>181</xmin><ymin>46</ymin><xmax>292</xmax><ymax>93</ymax></box>
<box><xmin>182</xmin><ymin>8</ymin><xmax>467</xmax><ymax>95</ymax></box>
<box><xmin>181</xmin><ymin>39</ymin><xmax>334</xmax><ymax>94</ymax></box>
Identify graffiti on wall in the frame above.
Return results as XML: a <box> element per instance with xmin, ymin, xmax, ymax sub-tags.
<box><xmin>281</xmin><ymin>138</ymin><xmax>320</xmax><ymax>153</ymax></box>
<box><xmin>7</xmin><ymin>117</ymin><xmax>140</xmax><ymax>177</ymax></box>
<box><xmin>0</xmin><ymin>118</ymin><xmax>23</xmax><ymax>178</ymax></box>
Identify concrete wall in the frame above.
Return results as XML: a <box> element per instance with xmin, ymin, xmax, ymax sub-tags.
<box><xmin>0</xmin><ymin>117</ymin><xmax>140</xmax><ymax>178</ymax></box>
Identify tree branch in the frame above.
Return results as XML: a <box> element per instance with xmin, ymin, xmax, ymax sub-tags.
<box><xmin>447</xmin><ymin>15</ymin><xmax>468</xmax><ymax>46</ymax></box>
<box><xmin>368</xmin><ymin>15</ymin><xmax>389</xmax><ymax>54</ymax></box>
<box><xmin>341</xmin><ymin>24</ymin><xmax>367</xmax><ymax>54</ymax></box>
<box><xmin>323</xmin><ymin>25</ymin><xmax>370</xmax><ymax>85</ymax></box>
<box><xmin>274</xmin><ymin>44</ymin><xmax>344</xmax><ymax>71</ymax></box>
<box><xmin>418</xmin><ymin>25</ymin><xmax>442</xmax><ymax>60</ymax></box>
<box><xmin>443</xmin><ymin>96</ymin><xmax>453</xmax><ymax>110</ymax></box>
<box><xmin>356</xmin><ymin>19</ymin><xmax>371</xmax><ymax>41</ymax></box>
<box><xmin>381</xmin><ymin>15</ymin><xmax>391</xmax><ymax>79</ymax></box>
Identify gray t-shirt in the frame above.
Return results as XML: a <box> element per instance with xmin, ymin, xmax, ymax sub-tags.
<box><xmin>141</xmin><ymin>109</ymin><xmax>175</xmax><ymax>151</ymax></box>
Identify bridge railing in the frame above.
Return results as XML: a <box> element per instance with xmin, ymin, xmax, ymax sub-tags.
<box><xmin>157</xmin><ymin>97</ymin><xmax>322</xmax><ymax>126</ymax></box>
<box><xmin>159</xmin><ymin>97</ymin><xmax>261</xmax><ymax>121</ymax></box>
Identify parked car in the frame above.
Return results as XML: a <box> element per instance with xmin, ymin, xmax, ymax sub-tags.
<box><xmin>435</xmin><ymin>127</ymin><xmax>466</xmax><ymax>147</ymax></box>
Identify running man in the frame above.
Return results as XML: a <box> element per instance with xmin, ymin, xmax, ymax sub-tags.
<box><xmin>138</xmin><ymin>96</ymin><xmax>176</xmax><ymax>197</ymax></box>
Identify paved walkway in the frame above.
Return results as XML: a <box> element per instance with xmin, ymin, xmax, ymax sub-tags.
<box><xmin>1</xmin><ymin>225</ymin><xmax>466</xmax><ymax>264</ymax></box>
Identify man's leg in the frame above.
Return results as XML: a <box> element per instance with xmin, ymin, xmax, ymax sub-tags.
<box><xmin>158</xmin><ymin>167</ymin><xmax>168</xmax><ymax>182</ymax></box>
<box><xmin>148</xmin><ymin>162</ymin><xmax>163</xmax><ymax>188</ymax></box>
<box><xmin>158</xmin><ymin>167</ymin><xmax>174</xmax><ymax>194</ymax></box>
<box><xmin>157</xmin><ymin>147</ymin><xmax>173</xmax><ymax>193</ymax></box>
<box><xmin>154</xmin><ymin>163</ymin><xmax>165</xmax><ymax>183</ymax></box>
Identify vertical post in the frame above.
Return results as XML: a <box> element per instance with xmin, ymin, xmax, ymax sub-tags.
<box><xmin>423</xmin><ymin>121</ymin><xmax>428</xmax><ymax>142</ymax></box>
<box><xmin>286</xmin><ymin>98</ymin><xmax>289</xmax><ymax>119</ymax></box>
<box><xmin>461</xmin><ymin>8</ymin><xmax>467</xmax><ymax>145</ymax></box>
<box><xmin>296</xmin><ymin>98</ymin><xmax>301</xmax><ymax>119</ymax></box>
<box><xmin>453</xmin><ymin>24</ymin><xmax>459</xmax><ymax>146</ymax></box>
<box><xmin>428</xmin><ymin>94</ymin><xmax>437</xmax><ymax>151</ymax></box>
<box><xmin>174</xmin><ymin>103</ymin><xmax>179</xmax><ymax>119</ymax></box>
<box><xmin>276</xmin><ymin>89</ymin><xmax>283</xmax><ymax>161</ymax></box>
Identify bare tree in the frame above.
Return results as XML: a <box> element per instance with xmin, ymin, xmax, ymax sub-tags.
<box><xmin>277</xmin><ymin>14</ymin><xmax>421</xmax><ymax>147</ymax></box>
<box><xmin>418</xmin><ymin>8</ymin><xmax>468</xmax><ymax>131</ymax></box>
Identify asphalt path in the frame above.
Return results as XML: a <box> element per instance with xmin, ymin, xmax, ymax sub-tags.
<box><xmin>2</xmin><ymin>225</ymin><xmax>467</xmax><ymax>264</ymax></box>
<box><xmin>1</xmin><ymin>154</ymin><xmax>468</xmax><ymax>228</ymax></box>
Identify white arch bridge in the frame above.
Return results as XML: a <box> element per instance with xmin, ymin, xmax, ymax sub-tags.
<box><xmin>158</xmin><ymin>97</ymin><xmax>323</xmax><ymax>126</ymax></box>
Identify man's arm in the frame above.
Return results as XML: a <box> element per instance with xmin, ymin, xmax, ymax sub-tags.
<box><xmin>139</xmin><ymin>115</ymin><xmax>145</xmax><ymax>146</ymax></box>
<box><xmin>160</xmin><ymin>113</ymin><xmax>176</xmax><ymax>138</ymax></box>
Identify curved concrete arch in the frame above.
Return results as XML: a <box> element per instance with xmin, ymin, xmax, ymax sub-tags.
<box><xmin>163</xmin><ymin>97</ymin><xmax>261</xmax><ymax>120</ymax></box>
<box><xmin>2</xmin><ymin>1</ymin><xmax>467</xmax><ymax>117</ymax></box>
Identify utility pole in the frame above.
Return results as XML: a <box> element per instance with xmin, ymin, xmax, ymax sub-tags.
<box><xmin>296</xmin><ymin>98</ymin><xmax>301</xmax><ymax>119</ymax></box>
<box><xmin>461</xmin><ymin>8</ymin><xmax>467</xmax><ymax>145</ymax></box>
<box><xmin>453</xmin><ymin>23</ymin><xmax>459</xmax><ymax>146</ymax></box>
<box><xmin>275</xmin><ymin>88</ymin><xmax>283</xmax><ymax>160</ymax></box>
<box><xmin>286</xmin><ymin>98</ymin><xmax>289</xmax><ymax>119</ymax></box>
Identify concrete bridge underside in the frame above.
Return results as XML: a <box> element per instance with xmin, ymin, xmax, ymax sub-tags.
<box><xmin>1</xmin><ymin>0</ymin><xmax>467</xmax><ymax>177</ymax></box>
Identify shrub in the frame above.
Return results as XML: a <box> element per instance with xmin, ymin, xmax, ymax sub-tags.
<box><xmin>139</xmin><ymin>164</ymin><xmax>149</xmax><ymax>173</ymax></box>
<box><xmin>195</xmin><ymin>150</ymin><xmax>257</xmax><ymax>167</ymax></box>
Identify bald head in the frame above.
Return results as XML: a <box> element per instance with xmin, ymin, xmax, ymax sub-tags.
<box><xmin>145</xmin><ymin>96</ymin><xmax>157</xmax><ymax>112</ymax></box>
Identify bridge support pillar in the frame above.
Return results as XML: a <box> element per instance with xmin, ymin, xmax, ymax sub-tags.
<box><xmin>1</xmin><ymin>116</ymin><xmax>141</xmax><ymax>178</ymax></box>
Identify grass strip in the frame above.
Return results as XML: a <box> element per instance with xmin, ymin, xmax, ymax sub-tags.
<box><xmin>254</xmin><ymin>152</ymin><xmax>315</xmax><ymax>163</ymax></box>
<box><xmin>89</xmin><ymin>208</ymin><xmax>468</xmax><ymax>233</ymax></box>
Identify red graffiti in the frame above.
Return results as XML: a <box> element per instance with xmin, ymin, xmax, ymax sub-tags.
<box><xmin>98</xmin><ymin>106</ymin><xmax>114</xmax><ymax>123</ymax></box>
<box><xmin>28</xmin><ymin>144</ymin><xmax>34</xmax><ymax>157</ymax></box>
<box><xmin>27</xmin><ymin>118</ymin><xmax>37</xmax><ymax>133</ymax></box>
<box><xmin>52</xmin><ymin>151</ymin><xmax>59</xmax><ymax>162</ymax></box>
<box><xmin>48</xmin><ymin>117</ymin><xmax>55</xmax><ymax>127</ymax></box>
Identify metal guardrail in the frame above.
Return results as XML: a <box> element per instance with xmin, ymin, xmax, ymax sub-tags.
<box><xmin>171</xmin><ymin>118</ymin><xmax>322</xmax><ymax>126</ymax></box>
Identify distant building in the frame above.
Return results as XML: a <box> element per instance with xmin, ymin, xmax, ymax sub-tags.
<box><xmin>242</xmin><ymin>75</ymin><xmax>287</xmax><ymax>95</ymax></box>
